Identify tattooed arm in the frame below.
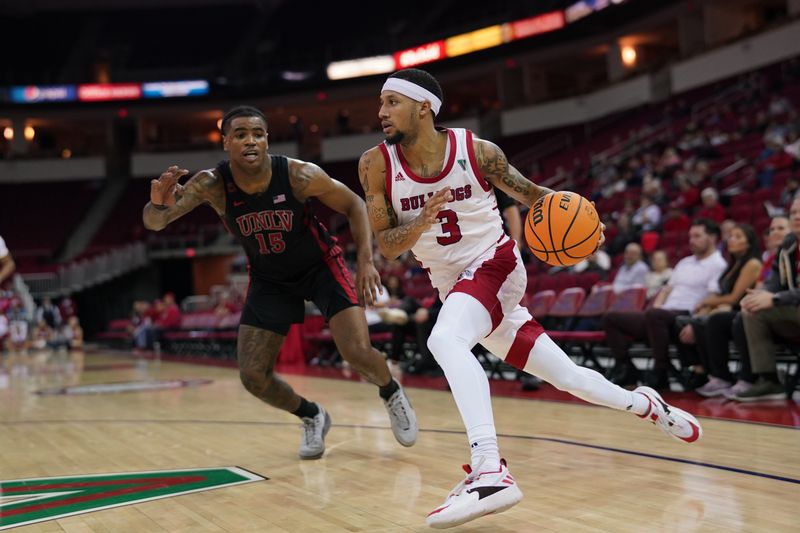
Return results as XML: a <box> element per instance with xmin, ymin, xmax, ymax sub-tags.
<box><xmin>143</xmin><ymin>167</ymin><xmax>223</xmax><ymax>231</ymax></box>
<box><xmin>289</xmin><ymin>158</ymin><xmax>382</xmax><ymax>305</ymax></box>
<box><xmin>357</xmin><ymin>147</ymin><xmax>452</xmax><ymax>261</ymax></box>
<box><xmin>473</xmin><ymin>138</ymin><xmax>552</xmax><ymax>207</ymax></box>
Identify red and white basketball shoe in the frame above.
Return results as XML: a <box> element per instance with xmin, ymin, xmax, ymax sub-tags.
<box><xmin>426</xmin><ymin>458</ymin><xmax>522</xmax><ymax>529</ymax></box>
<box><xmin>634</xmin><ymin>386</ymin><xmax>703</xmax><ymax>443</ymax></box>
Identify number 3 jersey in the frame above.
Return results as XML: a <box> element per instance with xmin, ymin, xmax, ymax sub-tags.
<box><xmin>379</xmin><ymin>128</ymin><xmax>507</xmax><ymax>290</ymax></box>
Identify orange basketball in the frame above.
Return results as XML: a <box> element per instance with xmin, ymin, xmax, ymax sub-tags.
<box><xmin>524</xmin><ymin>191</ymin><xmax>601</xmax><ymax>267</ymax></box>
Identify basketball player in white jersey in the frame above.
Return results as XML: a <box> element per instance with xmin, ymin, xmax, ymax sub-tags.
<box><xmin>358</xmin><ymin>68</ymin><xmax>703</xmax><ymax>529</ymax></box>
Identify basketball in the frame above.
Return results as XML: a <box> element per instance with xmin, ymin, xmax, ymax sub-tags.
<box><xmin>524</xmin><ymin>191</ymin><xmax>601</xmax><ymax>267</ymax></box>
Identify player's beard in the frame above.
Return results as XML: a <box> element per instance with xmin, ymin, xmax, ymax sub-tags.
<box><xmin>385</xmin><ymin>130</ymin><xmax>405</xmax><ymax>145</ymax></box>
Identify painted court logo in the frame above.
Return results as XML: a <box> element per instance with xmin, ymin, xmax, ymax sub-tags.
<box><xmin>0</xmin><ymin>467</ymin><xmax>266</xmax><ymax>530</ymax></box>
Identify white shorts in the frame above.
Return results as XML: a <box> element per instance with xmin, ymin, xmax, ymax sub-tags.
<box><xmin>437</xmin><ymin>238</ymin><xmax>544</xmax><ymax>367</ymax></box>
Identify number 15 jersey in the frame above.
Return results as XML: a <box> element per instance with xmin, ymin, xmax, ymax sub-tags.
<box><xmin>379</xmin><ymin>128</ymin><xmax>507</xmax><ymax>290</ymax></box>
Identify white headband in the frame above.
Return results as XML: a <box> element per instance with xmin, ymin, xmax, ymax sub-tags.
<box><xmin>382</xmin><ymin>78</ymin><xmax>442</xmax><ymax>115</ymax></box>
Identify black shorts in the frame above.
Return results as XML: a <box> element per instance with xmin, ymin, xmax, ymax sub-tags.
<box><xmin>240</xmin><ymin>255</ymin><xmax>360</xmax><ymax>335</ymax></box>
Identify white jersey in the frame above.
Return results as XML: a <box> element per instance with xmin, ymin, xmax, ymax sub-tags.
<box><xmin>379</xmin><ymin>128</ymin><xmax>506</xmax><ymax>290</ymax></box>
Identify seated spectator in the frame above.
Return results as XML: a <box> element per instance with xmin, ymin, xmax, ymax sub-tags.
<box><xmin>129</xmin><ymin>301</ymin><xmax>153</xmax><ymax>350</ymax></box>
<box><xmin>156</xmin><ymin>293</ymin><xmax>182</xmax><ymax>330</ymax></box>
<box><xmin>607</xmin><ymin>214</ymin><xmax>637</xmax><ymax>255</ymax></box>
<box><xmin>758</xmin><ymin>216</ymin><xmax>790</xmax><ymax>286</ymax></box>
<box><xmin>718</xmin><ymin>219</ymin><xmax>736</xmax><ymax>256</ymax></box>
<box><xmin>612</xmin><ymin>243</ymin><xmax>649</xmax><ymax>294</ymax></box>
<box><xmin>696</xmin><ymin>188</ymin><xmax>726</xmax><ymax>224</ymax></box>
<box><xmin>671</xmin><ymin>173</ymin><xmax>701</xmax><ymax>212</ymax></box>
<box><xmin>364</xmin><ymin>285</ymin><xmax>392</xmax><ymax>334</ymax></box>
<box><xmin>780</xmin><ymin>176</ymin><xmax>799</xmax><ymax>207</ymax></box>
<box><xmin>405</xmin><ymin>294</ymin><xmax>443</xmax><ymax>376</ymax></box>
<box><xmin>36</xmin><ymin>297</ymin><xmax>62</xmax><ymax>330</ymax></box>
<box><xmin>645</xmin><ymin>250</ymin><xmax>673</xmax><ymax>299</ymax></box>
<box><xmin>602</xmin><ymin>219</ymin><xmax>727</xmax><ymax>389</ymax></box>
<box><xmin>632</xmin><ymin>195</ymin><xmax>661</xmax><ymax>233</ymax></box>
<box><xmin>214</xmin><ymin>291</ymin><xmax>239</xmax><ymax>318</ymax></box>
<box><xmin>734</xmin><ymin>197</ymin><xmax>800</xmax><ymax>401</ymax></box>
<box><xmin>662</xmin><ymin>205</ymin><xmax>691</xmax><ymax>234</ymax></box>
<box><xmin>571</xmin><ymin>249</ymin><xmax>611</xmax><ymax>279</ymax></box>
<box><xmin>681</xmin><ymin>224</ymin><xmax>762</xmax><ymax>396</ymax></box>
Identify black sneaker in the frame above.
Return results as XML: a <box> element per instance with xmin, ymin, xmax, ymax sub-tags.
<box><xmin>733</xmin><ymin>378</ymin><xmax>786</xmax><ymax>402</ymax></box>
<box><xmin>643</xmin><ymin>369</ymin><xmax>670</xmax><ymax>391</ymax></box>
<box><xmin>684</xmin><ymin>372</ymin><xmax>709</xmax><ymax>392</ymax></box>
<box><xmin>610</xmin><ymin>362</ymin><xmax>640</xmax><ymax>387</ymax></box>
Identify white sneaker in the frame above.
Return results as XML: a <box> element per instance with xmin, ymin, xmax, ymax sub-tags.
<box><xmin>426</xmin><ymin>458</ymin><xmax>522</xmax><ymax>529</ymax></box>
<box><xmin>634</xmin><ymin>386</ymin><xmax>702</xmax><ymax>443</ymax></box>
<box><xmin>298</xmin><ymin>405</ymin><xmax>331</xmax><ymax>460</ymax></box>
<box><xmin>383</xmin><ymin>382</ymin><xmax>418</xmax><ymax>447</ymax></box>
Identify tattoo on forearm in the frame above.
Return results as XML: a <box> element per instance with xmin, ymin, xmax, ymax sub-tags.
<box><xmin>477</xmin><ymin>142</ymin><xmax>532</xmax><ymax>195</ymax></box>
<box><xmin>382</xmin><ymin>216</ymin><xmax>422</xmax><ymax>247</ymax></box>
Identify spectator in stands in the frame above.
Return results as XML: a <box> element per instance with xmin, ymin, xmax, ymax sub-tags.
<box><xmin>672</xmin><ymin>173</ymin><xmax>701</xmax><ymax>212</ymax></box>
<box><xmin>662</xmin><ymin>204</ymin><xmax>692</xmax><ymax>234</ymax></box>
<box><xmin>405</xmin><ymin>294</ymin><xmax>443</xmax><ymax>376</ymax></box>
<box><xmin>768</xmin><ymin>94</ymin><xmax>793</xmax><ymax>117</ymax></box>
<box><xmin>0</xmin><ymin>234</ymin><xmax>15</xmax><ymax>287</ymax></box>
<box><xmin>718</xmin><ymin>219</ymin><xmax>736</xmax><ymax>255</ymax></box>
<box><xmin>602</xmin><ymin>219</ymin><xmax>727</xmax><ymax>389</ymax></box>
<box><xmin>696</xmin><ymin>188</ymin><xmax>726</xmax><ymax>224</ymax></box>
<box><xmin>780</xmin><ymin>176</ymin><xmax>799</xmax><ymax>207</ymax></box>
<box><xmin>214</xmin><ymin>291</ymin><xmax>239</xmax><ymax>318</ymax></box>
<box><xmin>607</xmin><ymin>213</ymin><xmax>637</xmax><ymax>256</ymax></box>
<box><xmin>631</xmin><ymin>195</ymin><xmax>661</xmax><ymax>233</ymax></box>
<box><xmin>65</xmin><ymin>316</ymin><xmax>83</xmax><ymax>351</ymax></box>
<box><xmin>129</xmin><ymin>300</ymin><xmax>153</xmax><ymax>350</ymax></box>
<box><xmin>734</xmin><ymin>197</ymin><xmax>800</xmax><ymax>401</ymax></box>
<box><xmin>681</xmin><ymin>223</ymin><xmax>762</xmax><ymax>396</ymax></box>
<box><xmin>157</xmin><ymin>292</ymin><xmax>182</xmax><ymax>330</ymax></box>
<box><xmin>612</xmin><ymin>243</ymin><xmax>649</xmax><ymax>294</ymax></box>
<box><xmin>758</xmin><ymin>216</ymin><xmax>790</xmax><ymax>286</ymax></box>
<box><xmin>571</xmin><ymin>248</ymin><xmax>611</xmax><ymax>279</ymax></box>
<box><xmin>58</xmin><ymin>297</ymin><xmax>76</xmax><ymax>320</ymax></box>
<box><xmin>35</xmin><ymin>297</ymin><xmax>62</xmax><ymax>330</ymax></box>
<box><xmin>645</xmin><ymin>250</ymin><xmax>672</xmax><ymax>299</ymax></box>
<box><xmin>364</xmin><ymin>284</ymin><xmax>392</xmax><ymax>334</ymax></box>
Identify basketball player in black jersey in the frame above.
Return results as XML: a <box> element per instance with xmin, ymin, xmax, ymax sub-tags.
<box><xmin>143</xmin><ymin>106</ymin><xmax>417</xmax><ymax>459</ymax></box>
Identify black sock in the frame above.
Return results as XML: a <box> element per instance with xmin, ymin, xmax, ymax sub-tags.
<box><xmin>378</xmin><ymin>378</ymin><xmax>399</xmax><ymax>400</ymax></box>
<box><xmin>292</xmin><ymin>398</ymin><xmax>319</xmax><ymax>419</ymax></box>
<box><xmin>761</xmin><ymin>372</ymin><xmax>779</xmax><ymax>384</ymax></box>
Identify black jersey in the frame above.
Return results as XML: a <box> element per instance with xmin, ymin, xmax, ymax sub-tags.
<box><xmin>217</xmin><ymin>156</ymin><xmax>340</xmax><ymax>283</ymax></box>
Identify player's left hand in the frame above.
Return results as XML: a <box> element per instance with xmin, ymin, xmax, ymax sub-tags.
<box><xmin>356</xmin><ymin>260</ymin><xmax>382</xmax><ymax>307</ymax></box>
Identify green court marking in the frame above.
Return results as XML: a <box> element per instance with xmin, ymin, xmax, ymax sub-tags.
<box><xmin>0</xmin><ymin>467</ymin><xmax>266</xmax><ymax>530</ymax></box>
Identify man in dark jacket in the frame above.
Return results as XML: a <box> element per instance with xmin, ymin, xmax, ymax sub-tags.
<box><xmin>735</xmin><ymin>197</ymin><xmax>800</xmax><ymax>401</ymax></box>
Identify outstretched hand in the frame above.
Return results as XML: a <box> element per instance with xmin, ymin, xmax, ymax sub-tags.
<box><xmin>151</xmin><ymin>166</ymin><xmax>189</xmax><ymax>206</ymax></box>
<box><xmin>417</xmin><ymin>187</ymin><xmax>453</xmax><ymax>230</ymax></box>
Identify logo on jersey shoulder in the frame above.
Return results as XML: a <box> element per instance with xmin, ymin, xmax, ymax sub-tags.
<box><xmin>399</xmin><ymin>185</ymin><xmax>472</xmax><ymax>212</ymax></box>
<box><xmin>457</xmin><ymin>269</ymin><xmax>474</xmax><ymax>282</ymax></box>
<box><xmin>395</xmin><ymin>172</ymin><xmax>405</xmax><ymax>182</ymax></box>
<box><xmin>457</xmin><ymin>159</ymin><xmax>467</xmax><ymax>171</ymax></box>
<box><xmin>235</xmin><ymin>209</ymin><xmax>294</xmax><ymax>236</ymax></box>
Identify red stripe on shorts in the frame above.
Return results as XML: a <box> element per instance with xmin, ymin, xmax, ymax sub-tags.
<box><xmin>449</xmin><ymin>239</ymin><xmax>517</xmax><ymax>332</ymax></box>
<box><xmin>505</xmin><ymin>320</ymin><xmax>545</xmax><ymax>369</ymax></box>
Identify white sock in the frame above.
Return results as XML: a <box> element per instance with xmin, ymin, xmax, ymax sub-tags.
<box><xmin>426</xmin><ymin>293</ymin><xmax>502</xmax><ymax>473</ymax></box>
<box><xmin>468</xmin><ymin>425</ymin><xmax>501</xmax><ymax>472</ymax></box>
<box><xmin>522</xmin><ymin>334</ymin><xmax>646</xmax><ymax>413</ymax></box>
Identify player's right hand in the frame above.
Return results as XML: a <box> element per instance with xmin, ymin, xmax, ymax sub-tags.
<box><xmin>151</xmin><ymin>165</ymin><xmax>189</xmax><ymax>206</ymax></box>
<box><xmin>417</xmin><ymin>187</ymin><xmax>453</xmax><ymax>229</ymax></box>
